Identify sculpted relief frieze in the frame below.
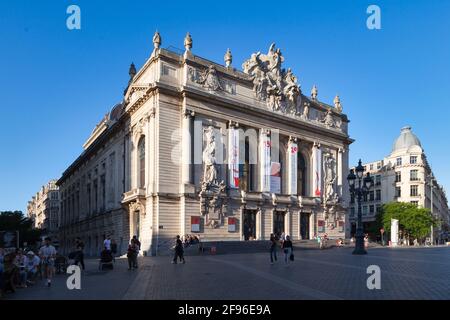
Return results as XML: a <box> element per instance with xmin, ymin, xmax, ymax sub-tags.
<box><xmin>188</xmin><ymin>65</ymin><xmax>236</xmax><ymax>95</ymax></box>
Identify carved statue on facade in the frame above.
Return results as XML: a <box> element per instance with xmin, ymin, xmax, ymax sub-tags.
<box><xmin>311</xmin><ymin>85</ymin><xmax>318</xmax><ymax>101</ymax></box>
<box><xmin>242</xmin><ymin>43</ymin><xmax>301</xmax><ymax>113</ymax></box>
<box><xmin>184</xmin><ymin>32</ymin><xmax>193</xmax><ymax>51</ymax></box>
<box><xmin>301</xmin><ymin>101</ymin><xmax>310</xmax><ymax>120</ymax></box>
<box><xmin>197</xmin><ymin>65</ymin><xmax>223</xmax><ymax>91</ymax></box>
<box><xmin>323</xmin><ymin>152</ymin><xmax>338</xmax><ymax>203</ymax></box>
<box><xmin>322</xmin><ymin>109</ymin><xmax>336</xmax><ymax>128</ymax></box>
<box><xmin>199</xmin><ymin>126</ymin><xmax>226</xmax><ymax>227</ymax></box>
<box><xmin>202</xmin><ymin>126</ymin><xmax>218</xmax><ymax>185</ymax></box>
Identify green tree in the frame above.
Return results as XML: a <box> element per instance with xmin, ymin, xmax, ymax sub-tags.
<box><xmin>0</xmin><ymin>211</ymin><xmax>42</xmax><ymax>247</ymax></box>
<box><xmin>380</xmin><ymin>202</ymin><xmax>436</xmax><ymax>241</ymax></box>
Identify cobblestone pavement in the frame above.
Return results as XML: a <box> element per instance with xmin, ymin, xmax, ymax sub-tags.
<box><xmin>7</xmin><ymin>246</ymin><xmax>450</xmax><ymax>300</ymax></box>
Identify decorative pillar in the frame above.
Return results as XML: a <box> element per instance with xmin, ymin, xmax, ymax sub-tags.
<box><xmin>288</xmin><ymin>136</ymin><xmax>298</xmax><ymax>195</ymax></box>
<box><xmin>240</xmin><ymin>206</ymin><xmax>244</xmax><ymax>241</ymax></box>
<box><xmin>257</xmin><ymin>208</ymin><xmax>263</xmax><ymax>240</ymax></box>
<box><xmin>228</xmin><ymin>121</ymin><xmax>240</xmax><ymax>189</ymax></box>
<box><xmin>286</xmin><ymin>208</ymin><xmax>291</xmax><ymax>237</ymax></box>
<box><xmin>182</xmin><ymin>108</ymin><xmax>194</xmax><ymax>185</ymax></box>
<box><xmin>259</xmin><ymin>129</ymin><xmax>271</xmax><ymax>192</ymax></box>
<box><xmin>312</xmin><ymin>142</ymin><xmax>322</xmax><ymax>198</ymax></box>
<box><xmin>338</xmin><ymin>148</ymin><xmax>344</xmax><ymax>198</ymax></box>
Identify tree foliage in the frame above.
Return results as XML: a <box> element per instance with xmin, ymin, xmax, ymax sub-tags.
<box><xmin>380</xmin><ymin>202</ymin><xmax>436</xmax><ymax>240</ymax></box>
<box><xmin>0</xmin><ymin>211</ymin><xmax>42</xmax><ymax>247</ymax></box>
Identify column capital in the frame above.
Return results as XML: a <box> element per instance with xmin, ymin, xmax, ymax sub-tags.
<box><xmin>289</xmin><ymin>136</ymin><xmax>298</xmax><ymax>143</ymax></box>
<box><xmin>260</xmin><ymin>128</ymin><xmax>271</xmax><ymax>136</ymax></box>
<box><xmin>313</xmin><ymin>141</ymin><xmax>321</xmax><ymax>148</ymax></box>
<box><xmin>183</xmin><ymin>108</ymin><xmax>195</xmax><ymax>118</ymax></box>
<box><xmin>228</xmin><ymin>120</ymin><xmax>239</xmax><ymax>128</ymax></box>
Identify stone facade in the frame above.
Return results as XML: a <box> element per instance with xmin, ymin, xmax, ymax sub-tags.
<box><xmin>27</xmin><ymin>180</ymin><xmax>60</xmax><ymax>242</ymax></box>
<box><xmin>57</xmin><ymin>33</ymin><xmax>353</xmax><ymax>256</ymax></box>
<box><xmin>348</xmin><ymin>126</ymin><xmax>450</xmax><ymax>241</ymax></box>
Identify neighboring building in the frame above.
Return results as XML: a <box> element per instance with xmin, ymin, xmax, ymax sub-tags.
<box><xmin>57</xmin><ymin>32</ymin><xmax>353</xmax><ymax>256</ymax></box>
<box><xmin>349</xmin><ymin>126</ymin><xmax>449</xmax><ymax>241</ymax></box>
<box><xmin>27</xmin><ymin>180</ymin><xmax>60</xmax><ymax>243</ymax></box>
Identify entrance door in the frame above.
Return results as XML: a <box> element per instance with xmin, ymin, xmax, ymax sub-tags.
<box><xmin>273</xmin><ymin>212</ymin><xmax>285</xmax><ymax>238</ymax></box>
<box><xmin>243</xmin><ymin>210</ymin><xmax>256</xmax><ymax>240</ymax></box>
<box><xmin>300</xmin><ymin>213</ymin><xmax>310</xmax><ymax>239</ymax></box>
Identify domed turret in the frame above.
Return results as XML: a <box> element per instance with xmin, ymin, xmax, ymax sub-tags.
<box><xmin>392</xmin><ymin>126</ymin><xmax>422</xmax><ymax>153</ymax></box>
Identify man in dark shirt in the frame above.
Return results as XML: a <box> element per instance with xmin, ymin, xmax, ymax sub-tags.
<box><xmin>172</xmin><ymin>235</ymin><xmax>185</xmax><ymax>264</ymax></box>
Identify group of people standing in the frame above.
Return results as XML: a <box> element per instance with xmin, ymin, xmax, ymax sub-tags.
<box><xmin>0</xmin><ymin>236</ymin><xmax>57</xmax><ymax>298</ymax></box>
<box><xmin>269</xmin><ymin>233</ymin><xmax>294</xmax><ymax>265</ymax></box>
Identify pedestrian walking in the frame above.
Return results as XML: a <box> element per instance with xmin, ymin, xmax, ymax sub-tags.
<box><xmin>39</xmin><ymin>237</ymin><xmax>57</xmax><ymax>287</ymax></box>
<box><xmin>269</xmin><ymin>233</ymin><xmax>278</xmax><ymax>264</ymax></box>
<box><xmin>172</xmin><ymin>235</ymin><xmax>185</xmax><ymax>264</ymax></box>
<box><xmin>282</xmin><ymin>235</ymin><xmax>294</xmax><ymax>265</ymax></box>
<box><xmin>103</xmin><ymin>235</ymin><xmax>112</xmax><ymax>252</ymax></box>
<box><xmin>127</xmin><ymin>239</ymin><xmax>138</xmax><ymax>270</ymax></box>
<box><xmin>111</xmin><ymin>239</ymin><xmax>117</xmax><ymax>262</ymax></box>
<box><xmin>75</xmin><ymin>237</ymin><xmax>85</xmax><ymax>270</ymax></box>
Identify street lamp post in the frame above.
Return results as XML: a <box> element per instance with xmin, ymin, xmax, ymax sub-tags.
<box><xmin>428</xmin><ymin>173</ymin><xmax>436</xmax><ymax>245</ymax></box>
<box><xmin>347</xmin><ymin>159</ymin><xmax>374</xmax><ymax>255</ymax></box>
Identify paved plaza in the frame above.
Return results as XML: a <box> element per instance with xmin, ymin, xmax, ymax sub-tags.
<box><xmin>6</xmin><ymin>246</ymin><xmax>450</xmax><ymax>300</ymax></box>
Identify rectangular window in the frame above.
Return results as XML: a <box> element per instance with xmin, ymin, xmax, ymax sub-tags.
<box><xmin>411</xmin><ymin>201</ymin><xmax>419</xmax><ymax>206</ymax></box>
<box><xmin>363</xmin><ymin>193</ymin><xmax>368</xmax><ymax>202</ymax></box>
<box><xmin>410</xmin><ymin>170</ymin><xmax>419</xmax><ymax>181</ymax></box>
<box><xmin>369</xmin><ymin>205</ymin><xmax>375</xmax><ymax>213</ymax></box>
<box><xmin>350</xmin><ymin>207</ymin><xmax>355</xmax><ymax>217</ymax></box>
<box><xmin>396</xmin><ymin>157</ymin><xmax>402</xmax><ymax>166</ymax></box>
<box><xmin>369</xmin><ymin>191</ymin><xmax>374</xmax><ymax>201</ymax></box>
<box><xmin>350</xmin><ymin>194</ymin><xmax>355</xmax><ymax>204</ymax></box>
<box><xmin>377</xmin><ymin>162</ymin><xmax>382</xmax><ymax>169</ymax></box>
<box><xmin>410</xmin><ymin>156</ymin><xmax>417</xmax><ymax>164</ymax></box>
<box><xmin>375</xmin><ymin>189</ymin><xmax>381</xmax><ymax>201</ymax></box>
<box><xmin>100</xmin><ymin>175</ymin><xmax>106</xmax><ymax>213</ymax></box>
<box><xmin>395</xmin><ymin>186</ymin><xmax>401</xmax><ymax>198</ymax></box>
<box><xmin>375</xmin><ymin>175</ymin><xmax>381</xmax><ymax>186</ymax></box>
<box><xmin>410</xmin><ymin>185</ymin><xmax>418</xmax><ymax>197</ymax></box>
<box><xmin>395</xmin><ymin>171</ymin><xmax>401</xmax><ymax>183</ymax></box>
<box><xmin>362</xmin><ymin>206</ymin><xmax>368</xmax><ymax>215</ymax></box>
<box><xmin>370</xmin><ymin>164</ymin><xmax>374</xmax><ymax>170</ymax></box>
<box><xmin>376</xmin><ymin>204</ymin><xmax>381</xmax><ymax>213</ymax></box>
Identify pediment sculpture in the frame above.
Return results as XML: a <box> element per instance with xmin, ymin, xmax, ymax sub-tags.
<box><xmin>242</xmin><ymin>43</ymin><xmax>301</xmax><ymax>113</ymax></box>
<box><xmin>189</xmin><ymin>65</ymin><xmax>223</xmax><ymax>91</ymax></box>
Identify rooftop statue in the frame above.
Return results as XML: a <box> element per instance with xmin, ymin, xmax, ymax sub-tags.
<box><xmin>242</xmin><ymin>43</ymin><xmax>301</xmax><ymax>113</ymax></box>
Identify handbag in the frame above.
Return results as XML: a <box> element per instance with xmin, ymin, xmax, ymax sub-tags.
<box><xmin>289</xmin><ymin>253</ymin><xmax>294</xmax><ymax>261</ymax></box>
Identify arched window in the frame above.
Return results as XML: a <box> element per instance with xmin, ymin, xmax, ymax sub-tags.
<box><xmin>297</xmin><ymin>152</ymin><xmax>307</xmax><ymax>196</ymax></box>
<box><xmin>138</xmin><ymin>137</ymin><xmax>145</xmax><ymax>188</ymax></box>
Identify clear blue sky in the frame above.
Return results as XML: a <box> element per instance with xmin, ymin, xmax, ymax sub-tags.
<box><xmin>1</xmin><ymin>0</ymin><xmax>449</xmax><ymax>213</ymax></box>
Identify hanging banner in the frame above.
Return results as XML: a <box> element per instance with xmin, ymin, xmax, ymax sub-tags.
<box><xmin>289</xmin><ymin>142</ymin><xmax>298</xmax><ymax>195</ymax></box>
<box><xmin>228</xmin><ymin>127</ymin><xmax>239</xmax><ymax>188</ymax></box>
<box><xmin>270</xmin><ymin>162</ymin><xmax>281</xmax><ymax>194</ymax></box>
<box><xmin>191</xmin><ymin>216</ymin><xmax>200</xmax><ymax>232</ymax></box>
<box><xmin>260</xmin><ymin>132</ymin><xmax>271</xmax><ymax>192</ymax></box>
<box><xmin>313</xmin><ymin>146</ymin><xmax>322</xmax><ymax>197</ymax></box>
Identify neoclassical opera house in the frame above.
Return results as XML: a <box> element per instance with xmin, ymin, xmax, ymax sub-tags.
<box><xmin>57</xmin><ymin>32</ymin><xmax>353</xmax><ymax>256</ymax></box>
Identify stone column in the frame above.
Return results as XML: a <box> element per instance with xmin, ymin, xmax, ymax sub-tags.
<box><xmin>312</xmin><ymin>142</ymin><xmax>322</xmax><ymax>198</ymax></box>
<box><xmin>257</xmin><ymin>208</ymin><xmax>263</xmax><ymax>240</ymax></box>
<box><xmin>182</xmin><ymin>109</ymin><xmax>194</xmax><ymax>185</ymax></box>
<box><xmin>259</xmin><ymin>129</ymin><xmax>271</xmax><ymax>192</ymax></box>
<box><xmin>338</xmin><ymin>148</ymin><xmax>344</xmax><ymax>198</ymax></box>
<box><xmin>286</xmin><ymin>209</ymin><xmax>291</xmax><ymax>237</ymax></box>
<box><xmin>228</xmin><ymin>121</ymin><xmax>240</xmax><ymax>189</ymax></box>
<box><xmin>288</xmin><ymin>136</ymin><xmax>298</xmax><ymax>195</ymax></box>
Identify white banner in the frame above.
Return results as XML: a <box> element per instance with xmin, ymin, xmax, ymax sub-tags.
<box><xmin>228</xmin><ymin>127</ymin><xmax>239</xmax><ymax>188</ymax></box>
<box><xmin>288</xmin><ymin>142</ymin><xmax>298</xmax><ymax>195</ymax></box>
<box><xmin>260</xmin><ymin>132</ymin><xmax>271</xmax><ymax>192</ymax></box>
<box><xmin>313</xmin><ymin>146</ymin><xmax>322</xmax><ymax>197</ymax></box>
